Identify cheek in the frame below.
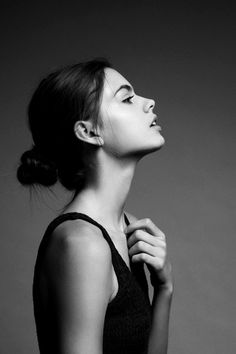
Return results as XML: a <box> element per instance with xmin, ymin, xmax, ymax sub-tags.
<box><xmin>102</xmin><ymin>117</ymin><xmax>146</xmax><ymax>157</ymax></box>
<box><xmin>103</xmin><ymin>110</ymin><xmax>142</xmax><ymax>140</ymax></box>
<box><xmin>103</xmin><ymin>105</ymin><xmax>142</xmax><ymax>135</ymax></box>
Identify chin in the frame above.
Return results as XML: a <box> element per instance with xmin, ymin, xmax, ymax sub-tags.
<box><xmin>152</xmin><ymin>134</ymin><xmax>165</xmax><ymax>149</ymax></box>
<box><xmin>150</xmin><ymin>134</ymin><xmax>165</xmax><ymax>152</ymax></box>
<box><xmin>159</xmin><ymin>135</ymin><xmax>165</xmax><ymax>146</ymax></box>
<box><xmin>136</xmin><ymin>138</ymin><xmax>165</xmax><ymax>159</ymax></box>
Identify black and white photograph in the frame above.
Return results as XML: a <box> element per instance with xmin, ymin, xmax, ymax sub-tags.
<box><xmin>0</xmin><ymin>1</ymin><xmax>235</xmax><ymax>353</ymax></box>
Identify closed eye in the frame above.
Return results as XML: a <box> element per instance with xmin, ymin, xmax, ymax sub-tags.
<box><xmin>122</xmin><ymin>95</ymin><xmax>134</xmax><ymax>104</ymax></box>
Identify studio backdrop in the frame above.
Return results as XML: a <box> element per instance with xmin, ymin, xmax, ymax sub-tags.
<box><xmin>0</xmin><ymin>1</ymin><xmax>235</xmax><ymax>353</ymax></box>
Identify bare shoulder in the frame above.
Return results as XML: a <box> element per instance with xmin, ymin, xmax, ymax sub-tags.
<box><xmin>40</xmin><ymin>218</ymin><xmax>113</xmax><ymax>352</ymax></box>
<box><xmin>124</xmin><ymin>210</ymin><xmax>139</xmax><ymax>223</ymax></box>
<box><xmin>44</xmin><ymin>218</ymin><xmax>112</xmax><ymax>278</ymax></box>
<box><xmin>50</xmin><ymin>217</ymin><xmax>110</xmax><ymax>249</ymax></box>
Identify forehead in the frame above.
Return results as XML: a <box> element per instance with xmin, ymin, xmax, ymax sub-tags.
<box><xmin>102</xmin><ymin>68</ymin><xmax>131</xmax><ymax>100</ymax></box>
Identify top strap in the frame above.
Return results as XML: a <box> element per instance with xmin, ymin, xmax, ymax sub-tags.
<box><xmin>38</xmin><ymin>211</ymin><xmax>133</xmax><ymax>279</ymax></box>
<box><xmin>35</xmin><ymin>211</ymin><xmax>149</xmax><ymax>304</ymax></box>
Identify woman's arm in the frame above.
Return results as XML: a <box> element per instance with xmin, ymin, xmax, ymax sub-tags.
<box><xmin>44</xmin><ymin>220</ymin><xmax>114</xmax><ymax>354</ymax></box>
<box><xmin>125</xmin><ymin>212</ymin><xmax>174</xmax><ymax>354</ymax></box>
<box><xmin>147</xmin><ymin>264</ymin><xmax>173</xmax><ymax>354</ymax></box>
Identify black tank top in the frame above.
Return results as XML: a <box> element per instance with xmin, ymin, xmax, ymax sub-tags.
<box><xmin>33</xmin><ymin>212</ymin><xmax>152</xmax><ymax>354</ymax></box>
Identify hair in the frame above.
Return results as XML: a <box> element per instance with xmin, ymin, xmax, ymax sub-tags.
<box><xmin>16</xmin><ymin>58</ymin><xmax>112</xmax><ymax>206</ymax></box>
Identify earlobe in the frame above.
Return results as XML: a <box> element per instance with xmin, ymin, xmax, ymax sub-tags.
<box><xmin>97</xmin><ymin>136</ymin><xmax>104</xmax><ymax>146</ymax></box>
<box><xmin>74</xmin><ymin>121</ymin><xmax>104</xmax><ymax>146</ymax></box>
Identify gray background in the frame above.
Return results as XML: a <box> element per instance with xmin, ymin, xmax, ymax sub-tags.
<box><xmin>0</xmin><ymin>1</ymin><xmax>235</xmax><ymax>353</ymax></box>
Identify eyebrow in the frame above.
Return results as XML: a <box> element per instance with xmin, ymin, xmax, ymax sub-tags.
<box><xmin>114</xmin><ymin>84</ymin><xmax>134</xmax><ymax>96</ymax></box>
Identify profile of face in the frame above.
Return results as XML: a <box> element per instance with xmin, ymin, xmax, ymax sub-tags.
<box><xmin>99</xmin><ymin>68</ymin><xmax>165</xmax><ymax>160</ymax></box>
<box><xmin>75</xmin><ymin>68</ymin><xmax>165</xmax><ymax>160</ymax></box>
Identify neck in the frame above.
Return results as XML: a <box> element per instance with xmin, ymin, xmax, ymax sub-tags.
<box><xmin>65</xmin><ymin>152</ymin><xmax>138</xmax><ymax>232</ymax></box>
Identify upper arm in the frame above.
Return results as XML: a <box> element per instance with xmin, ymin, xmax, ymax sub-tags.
<box><xmin>44</xmin><ymin>221</ymin><xmax>113</xmax><ymax>354</ymax></box>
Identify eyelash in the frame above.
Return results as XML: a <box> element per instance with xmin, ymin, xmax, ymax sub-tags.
<box><xmin>122</xmin><ymin>95</ymin><xmax>134</xmax><ymax>104</ymax></box>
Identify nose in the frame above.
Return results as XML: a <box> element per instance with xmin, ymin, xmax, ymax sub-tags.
<box><xmin>144</xmin><ymin>98</ymin><xmax>155</xmax><ymax>113</ymax></box>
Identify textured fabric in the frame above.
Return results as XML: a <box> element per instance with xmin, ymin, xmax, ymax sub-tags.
<box><xmin>33</xmin><ymin>212</ymin><xmax>152</xmax><ymax>354</ymax></box>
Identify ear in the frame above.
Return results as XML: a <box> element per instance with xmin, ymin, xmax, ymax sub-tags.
<box><xmin>74</xmin><ymin>120</ymin><xmax>104</xmax><ymax>146</ymax></box>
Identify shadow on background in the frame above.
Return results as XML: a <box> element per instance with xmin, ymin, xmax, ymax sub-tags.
<box><xmin>0</xmin><ymin>1</ymin><xmax>235</xmax><ymax>353</ymax></box>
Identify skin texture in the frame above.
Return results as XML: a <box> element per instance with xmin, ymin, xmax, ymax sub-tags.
<box><xmin>44</xmin><ymin>219</ymin><xmax>114</xmax><ymax>354</ymax></box>
<box><xmin>40</xmin><ymin>68</ymin><xmax>173</xmax><ymax>353</ymax></box>
<box><xmin>98</xmin><ymin>68</ymin><xmax>165</xmax><ymax>158</ymax></box>
<box><xmin>125</xmin><ymin>215</ymin><xmax>173</xmax><ymax>289</ymax></box>
<box><xmin>71</xmin><ymin>68</ymin><xmax>165</xmax><ymax>231</ymax></box>
<box><xmin>75</xmin><ymin>68</ymin><xmax>164</xmax><ymax>158</ymax></box>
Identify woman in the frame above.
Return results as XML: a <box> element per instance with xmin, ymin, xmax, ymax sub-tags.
<box><xmin>17</xmin><ymin>58</ymin><xmax>174</xmax><ymax>354</ymax></box>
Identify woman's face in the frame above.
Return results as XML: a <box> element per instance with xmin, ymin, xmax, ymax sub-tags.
<box><xmin>99</xmin><ymin>68</ymin><xmax>165</xmax><ymax>159</ymax></box>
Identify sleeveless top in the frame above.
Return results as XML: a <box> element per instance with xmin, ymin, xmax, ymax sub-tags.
<box><xmin>33</xmin><ymin>212</ymin><xmax>152</xmax><ymax>354</ymax></box>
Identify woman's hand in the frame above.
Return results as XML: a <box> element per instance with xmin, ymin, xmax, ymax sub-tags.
<box><xmin>124</xmin><ymin>218</ymin><xmax>174</xmax><ymax>292</ymax></box>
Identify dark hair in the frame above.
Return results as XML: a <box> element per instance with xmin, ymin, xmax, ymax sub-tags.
<box><xmin>17</xmin><ymin>58</ymin><xmax>112</xmax><ymax>202</ymax></box>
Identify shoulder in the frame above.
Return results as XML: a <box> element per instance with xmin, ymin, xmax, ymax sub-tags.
<box><xmin>124</xmin><ymin>210</ymin><xmax>139</xmax><ymax>223</ymax></box>
<box><xmin>50</xmin><ymin>217</ymin><xmax>110</xmax><ymax>252</ymax></box>
<box><xmin>40</xmin><ymin>218</ymin><xmax>113</xmax><ymax>352</ymax></box>
<box><xmin>44</xmin><ymin>218</ymin><xmax>112</xmax><ymax>279</ymax></box>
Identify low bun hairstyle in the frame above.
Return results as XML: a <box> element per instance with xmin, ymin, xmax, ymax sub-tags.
<box><xmin>17</xmin><ymin>58</ymin><xmax>112</xmax><ymax>196</ymax></box>
<box><xmin>17</xmin><ymin>145</ymin><xmax>58</xmax><ymax>187</ymax></box>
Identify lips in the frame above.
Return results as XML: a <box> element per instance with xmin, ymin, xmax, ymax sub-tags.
<box><xmin>150</xmin><ymin>115</ymin><xmax>158</xmax><ymax>127</ymax></box>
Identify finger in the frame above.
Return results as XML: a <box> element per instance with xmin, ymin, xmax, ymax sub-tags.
<box><xmin>127</xmin><ymin>229</ymin><xmax>166</xmax><ymax>249</ymax></box>
<box><xmin>129</xmin><ymin>240</ymin><xmax>166</xmax><ymax>258</ymax></box>
<box><xmin>125</xmin><ymin>218</ymin><xmax>165</xmax><ymax>240</ymax></box>
<box><xmin>131</xmin><ymin>252</ymin><xmax>162</xmax><ymax>267</ymax></box>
